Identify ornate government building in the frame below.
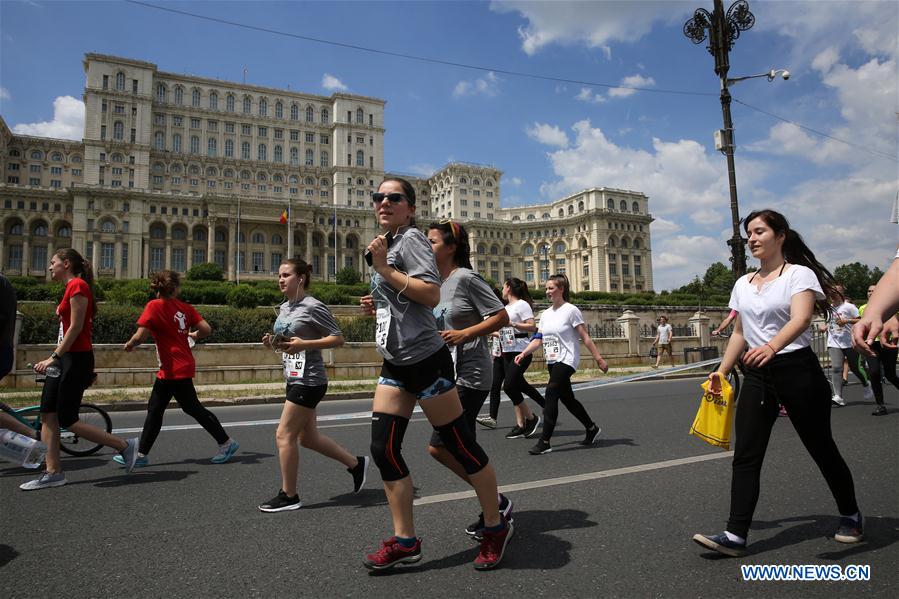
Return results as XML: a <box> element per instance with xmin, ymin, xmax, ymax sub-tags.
<box><xmin>0</xmin><ymin>54</ymin><xmax>653</xmax><ymax>293</ymax></box>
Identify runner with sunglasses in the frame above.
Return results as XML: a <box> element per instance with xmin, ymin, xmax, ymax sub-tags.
<box><xmin>258</xmin><ymin>258</ymin><xmax>368</xmax><ymax>512</ymax></box>
<box><xmin>360</xmin><ymin>178</ymin><xmax>512</xmax><ymax>571</ymax></box>
<box><xmin>427</xmin><ymin>219</ymin><xmax>514</xmax><ymax>538</ymax></box>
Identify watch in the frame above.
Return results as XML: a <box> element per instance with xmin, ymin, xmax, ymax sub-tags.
<box><xmin>50</xmin><ymin>351</ymin><xmax>60</xmax><ymax>361</ymax></box>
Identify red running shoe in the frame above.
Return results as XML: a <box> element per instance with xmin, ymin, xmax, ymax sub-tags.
<box><xmin>474</xmin><ymin>518</ymin><xmax>514</xmax><ymax>570</ymax></box>
<box><xmin>363</xmin><ymin>536</ymin><xmax>422</xmax><ymax>570</ymax></box>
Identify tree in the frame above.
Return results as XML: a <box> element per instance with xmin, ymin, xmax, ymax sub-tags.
<box><xmin>833</xmin><ymin>262</ymin><xmax>883</xmax><ymax>301</ymax></box>
<box><xmin>186</xmin><ymin>262</ymin><xmax>224</xmax><ymax>281</ymax></box>
<box><xmin>702</xmin><ymin>262</ymin><xmax>736</xmax><ymax>295</ymax></box>
<box><xmin>335</xmin><ymin>266</ymin><xmax>361</xmax><ymax>285</ymax></box>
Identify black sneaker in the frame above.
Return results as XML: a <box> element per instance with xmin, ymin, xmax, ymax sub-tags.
<box><xmin>528</xmin><ymin>439</ymin><xmax>552</xmax><ymax>455</ymax></box>
<box><xmin>348</xmin><ymin>455</ymin><xmax>370</xmax><ymax>493</ymax></box>
<box><xmin>692</xmin><ymin>532</ymin><xmax>747</xmax><ymax>557</ymax></box>
<box><xmin>258</xmin><ymin>490</ymin><xmax>302</xmax><ymax>512</ymax></box>
<box><xmin>872</xmin><ymin>405</ymin><xmax>888</xmax><ymax>416</ymax></box>
<box><xmin>466</xmin><ymin>494</ymin><xmax>515</xmax><ymax>539</ymax></box>
<box><xmin>523</xmin><ymin>414</ymin><xmax>541</xmax><ymax>438</ymax></box>
<box><xmin>834</xmin><ymin>513</ymin><xmax>864</xmax><ymax>543</ymax></box>
<box><xmin>505</xmin><ymin>425</ymin><xmax>525</xmax><ymax>439</ymax></box>
<box><xmin>581</xmin><ymin>425</ymin><xmax>601</xmax><ymax>446</ymax></box>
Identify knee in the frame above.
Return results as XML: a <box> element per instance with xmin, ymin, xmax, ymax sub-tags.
<box><xmin>275</xmin><ymin>427</ymin><xmax>297</xmax><ymax>448</ymax></box>
<box><xmin>427</xmin><ymin>444</ymin><xmax>441</xmax><ymax>461</ymax></box>
<box><xmin>297</xmin><ymin>431</ymin><xmax>317</xmax><ymax>449</ymax></box>
<box><xmin>370</xmin><ymin>412</ymin><xmax>410</xmax><ymax>481</ymax></box>
<box><xmin>435</xmin><ymin>415</ymin><xmax>489</xmax><ymax>476</ymax></box>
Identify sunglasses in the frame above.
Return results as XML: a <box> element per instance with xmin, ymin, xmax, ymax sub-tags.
<box><xmin>439</xmin><ymin>218</ymin><xmax>460</xmax><ymax>242</ymax></box>
<box><xmin>372</xmin><ymin>192</ymin><xmax>408</xmax><ymax>205</ymax></box>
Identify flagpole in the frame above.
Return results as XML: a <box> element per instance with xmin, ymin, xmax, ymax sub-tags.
<box><xmin>333</xmin><ymin>201</ymin><xmax>337</xmax><ymax>282</ymax></box>
<box><xmin>236</xmin><ymin>196</ymin><xmax>241</xmax><ymax>284</ymax></box>
<box><xmin>286</xmin><ymin>199</ymin><xmax>293</xmax><ymax>261</ymax></box>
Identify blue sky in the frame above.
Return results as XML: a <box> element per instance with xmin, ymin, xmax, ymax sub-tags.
<box><xmin>1</xmin><ymin>0</ymin><xmax>896</xmax><ymax>289</ymax></box>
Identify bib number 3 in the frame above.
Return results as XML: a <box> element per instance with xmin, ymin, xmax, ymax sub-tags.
<box><xmin>500</xmin><ymin>326</ymin><xmax>516</xmax><ymax>351</ymax></box>
<box><xmin>542</xmin><ymin>335</ymin><xmax>561</xmax><ymax>364</ymax></box>
<box><xmin>376</xmin><ymin>308</ymin><xmax>391</xmax><ymax>350</ymax></box>
<box><xmin>282</xmin><ymin>351</ymin><xmax>306</xmax><ymax>380</ymax></box>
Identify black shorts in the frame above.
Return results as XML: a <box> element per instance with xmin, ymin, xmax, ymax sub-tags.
<box><xmin>429</xmin><ymin>386</ymin><xmax>488</xmax><ymax>447</ymax></box>
<box><xmin>286</xmin><ymin>383</ymin><xmax>328</xmax><ymax>409</ymax></box>
<box><xmin>40</xmin><ymin>351</ymin><xmax>95</xmax><ymax>425</ymax></box>
<box><xmin>378</xmin><ymin>345</ymin><xmax>456</xmax><ymax>400</ymax></box>
<box><xmin>0</xmin><ymin>345</ymin><xmax>12</xmax><ymax>380</ymax></box>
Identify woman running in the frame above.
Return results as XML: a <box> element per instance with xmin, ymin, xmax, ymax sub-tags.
<box><xmin>258</xmin><ymin>258</ymin><xmax>369</xmax><ymax>512</ymax></box>
<box><xmin>119</xmin><ymin>270</ymin><xmax>239</xmax><ymax>468</ymax></box>
<box><xmin>426</xmin><ymin>220</ymin><xmax>514</xmax><ymax>537</ymax></box>
<box><xmin>514</xmin><ymin>274</ymin><xmax>608</xmax><ymax>455</ymax></box>
<box><xmin>22</xmin><ymin>249</ymin><xmax>139</xmax><ymax>490</ymax></box>
<box><xmin>821</xmin><ymin>284</ymin><xmax>872</xmax><ymax>406</ymax></box>
<box><xmin>476</xmin><ymin>287</ymin><xmax>507</xmax><ymax>430</ymax></box>
<box><xmin>498</xmin><ymin>278</ymin><xmax>545</xmax><ymax>439</ymax></box>
<box><xmin>857</xmin><ymin>284</ymin><xmax>898</xmax><ymax>416</ymax></box>
<box><xmin>359</xmin><ymin>177</ymin><xmax>512</xmax><ymax>571</ymax></box>
<box><xmin>693</xmin><ymin>209</ymin><xmax>863</xmax><ymax>557</ymax></box>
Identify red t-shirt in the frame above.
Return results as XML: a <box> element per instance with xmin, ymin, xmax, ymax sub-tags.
<box><xmin>58</xmin><ymin>278</ymin><xmax>94</xmax><ymax>352</ymax></box>
<box><xmin>137</xmin><ymin>298</ymin><xmax>202</xmax><ymax>380</ymax></box>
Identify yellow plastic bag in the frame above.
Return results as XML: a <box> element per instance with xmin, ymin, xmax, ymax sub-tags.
<box><xmin>689</xmin><ymin>376</ymin><xmax>734</xmax><ymax>449</ymax></box>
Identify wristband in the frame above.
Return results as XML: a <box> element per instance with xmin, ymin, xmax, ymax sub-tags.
<box><xmin>765</xmin><ymin>343</ymin><xmax>777</xmax><ymax>354</ymax></box>
<box><xmin>533</xmin><ymin>332</ymin><xmax>543</xmax><ymax>340</ymax></box>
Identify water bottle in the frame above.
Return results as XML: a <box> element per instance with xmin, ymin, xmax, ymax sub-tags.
<box><xmin>27</xmin><ymin>362</ymin><xmax>61</xmax><ymax>383</ymax></box>
<box><xmin>0</xmin><ymin>429</ymin><xmax>47</xmax><ymax>469</ymax></box>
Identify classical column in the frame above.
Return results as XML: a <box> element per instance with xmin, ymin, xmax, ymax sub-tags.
<box><xmin>142</xmin><ymin>239</ymin><xmax>149</xmax><ymax>278</ymax></box>
<box><xmin>206</xmin><ymin>220</ymin><xmax>215</xmax><ymax>263</ymax></box>
<box><xmin>304</xmin><ymin>226</ymin><xmax>312</xmax><ymax>265</ymax></box>
<box><xmin>165</xmin><ymin>239</ymin><xmax>172</xmax><ymax>270</ymax></box>
<box><xmin>22</xmin><ymin>238</ymin><xmax>31</xmax><ymax>276</ymax></box>
<box><xmin>227</xmin><ymin>221</ymin><xmax>235</xmax><ymax>280</ymax></box>
<box><xmin>114</xmin><ymin>238</ymin><xmax>123</xmax><ymax>278</ymax></box>
<box><xmin>187</xmin><ymin>242</ymin><xmax>194</xmax><ymax>270</ymax></box>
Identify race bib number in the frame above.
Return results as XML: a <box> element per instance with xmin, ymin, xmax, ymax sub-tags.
<box><xmin>490</xmin><ymin>336</ymin><xmax>502</xmax><ymax>357</ymax></box>
<box><xmin>57</xmin><ymin>322</ymin><xmax>64</xmax><ymax>343</ymax></box>
<box><xmin>500</xmin><ymin>326</ymin><xmax>516</xmax><ymax>350</ymax></box>
<box><xmin>542</xmin><ymin>334</ymin><xmax>561</xmax><ymax>364</ymax></box>
<box><xmin>376</xmin><ymin>308</ymin><xmax>391</xmax><ymax>350</ymax></box>
<box><xmin>282</xmin><ymin>351</ymin><xmax>306</xmax><ymax>380</ymax></box>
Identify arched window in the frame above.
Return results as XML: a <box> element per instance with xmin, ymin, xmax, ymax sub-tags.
<box><xmin>304</xmin><ymin>176</ymin><xmax>315</xmax><ymax>185</ymax></box>
<box><xmin>209</xmin><ymin>92</ymin><xmax>218</xmax><ymax>110</ymax></box>
<box><xmin>257</xmin><ymin>172</ymin><xmax>267</xmax><ymax>181</ymax></box>
<box><xmin>607</xmin><ymin>198</ymin><xmax>615</xmax><ymax>210</ymax></box>
<box><xmin>33</xmin><ymin>223</ymin><xmax>49</xmax><ymax>236</ymax></box>
<box><xmin>558</xmin><ymin>209</ymin><xmax>564</xmax><ymax>218</ymax></box>
<box><xmin>225</xmin><ymin>139</ymin><xmax>234</xmax><ymax>157</ymax></box>
<box><xmin>523</xmin><ymin>245</ymin><xmax>534</xmax><ymax>256</ymax></box>
<box><xmin>215</xmin><ymin>230</ymin><xmax>226</xmax><ymax>242</ymax></box>
<box><xmin>320</xmin><ymin>151</ymin><xmax>328</xmax><ymax>167</ymax></box>
<box><xmin>504</xmin><ymin>246</ymin><xmax>512</xmax><ymax>256</ymax></box>
<box><xmin>243</xmin><ymin>96</ymin><xmax>252</xmax><ymax>114</ymax></box>
<box><xmin>527</xmin><ymin>214</ymin><xmax>535</xmax><ymax>221</ymax></box>
<box><xmin>568</xmin><ymin>205</ymin><xmax>574</xmax><ymax>215</ymax></box>
<box><xmin>289</xmin><ymin>175</ymin><xmax>298</xmax><ymax>184</ymax></box>
<box><xmin>150</xmin><ymin>224</ymin><xmax>166</xmax><ymax>239</ymax></box>
<box><xmin>620</xmin><ymin>199</ymin><xmax>627</xmax><ymax>211</ymax></box>
<box><xmin>188</xmin><ymin>165</ymin><xmax>200</xmax><ymax>175</ymax></box>
<box><xmin>193</xmin><ymin>228</ymin><xmax>207</xmax><ymax>242</ymax></box>
<box><xmin>30</xmin><ymin>150</ymin><xmax>42</xmax><ymax>160</ymax></box>
<box><xmin>258</xmin><ymin>144</ymin><xmax>267</xmax><ymax>161</ymax></box>
<box><xmin>8</xmin><ymin>222</ymin><xmax>23</xmax><ymax>235</ymax></box>
<box><xmin>115</xmin><ymin>72</ymin><xmax>125</xmax><ymax>91</ymax></box>
<box><xmin>542</xmin><ymin>213</ymin><xmax>551</xmax><ymax>219</ymax></box>
<box><xmin>632</xmin><ymin>201</ymin><xmax>639</xmax><ymax>214</ymax></box>
<box><xmin>224</xmin><ymin>169</ymin><xmax>234</xmax><ymax>178</ymax></box>
<box><xmin>259</xmin><ymin>98</ymin><xmax>267</xmax><ymax>116</ymax></box>
<box><xmin>290</xmin><ymin>147</ymin><xmax>299</xmax><ymax>165</ymax></box>
<box><xmin>305</xmin><ymin>106</ymin><xmax>314</xmax><ymax>122</ymax></box>
<box><xmin>274</xmin><ymin>145</ymin><xmax>282</xmax><ymax>163</ymax></box>
<box><xmin>113</xmin><ymin>121</ymin><xmax>124</xmax><ymax>140</ymax></box>
<box><xmin>356</xmin><ymin>150</ymin><xmax>364</xmax><ymax>166</ymax></box>
<box><xmin>609</xmin><ymin>237</ymin><xmax>617</xmax><ymax>247</ymax></box>
<box><xmin>207</xmin><ymin>138</ymin><xmax>217</xmax><ymax>157</ymax></box>
<box><xmin>112</xmin><ymin>153</ymin><xmax>124</xmax><ymax>163</ymax></box>
<box><xmin>241</xmin><ymin>142</ymin><xmax>250</xmax><ymax>160</ymax></box>
<box><xmin>252</xmin><ymin>232</ymin><xmax>265</xmax><ymax>244</ymax></box>
<box><xmin>57</xmin><ymin>225</ymin><xmax>71</xmax><ymax>238</ymax></box>
<box><xmin>191</xmin><ymin>89</ymin><xmax>201</xmax><ymax>107</ymax></box>
<box><xmin>226</xmin><ymin>94</ymin><xmax>235</xmax><ymax>112</ymax></box>
<box><xmin>100</xmin><ymin>220</ymin><xmax>116</xmax><ymax>233</ymax></box>
<box><xmin>51</xmin><ymin>152</ymin><xmax>63</xmax><ymax>162</ymax></box>
<box><xmin>173</xmin><ymin>134</ymin><xmax>182</xmax><ymax>153</ymax></box>
<box><xmin>174</xmin><ymin>86</ymin><xmax>184</xmax><ymax>105</ymax></box>
<box><xmin>172</xmin><ymin>227</ymin><xmax>187</xmax><ymax>240</ymax></box>
<box><xmin>290</xmin><ymin>104</ymin><xmax>299</xmax><ymax>120</ymax></box>
<box><xmin>321</xmin><ymin>178</ymin><xmax>329</xmax><ymax>186</ymax></box>
<box><xmin>555</xmin><ymin>242</ymin><xmax>566</xmax><ymax>253</ymax></box>
<box><xmin>206</xmin><ymin>166</ymin><xmax>217</xmax><ymax>177</ymax></box>
<box><xmin>240</xmin><ymin>170</ymin><xmax>251</xmax><ymax>180</ymax></box>
<box><xmin>272</xmin><ymin>234</ymin><xmax>283</xmax><ymax>245</ymax></box>
<box><xmin>321</xmin><ymin>108</ymin><xmax>329</xmax><ymax>123</ymax></box>
<box><xmin>275</xmin><ymin>101</ymin><xmax>283</xmax><ymax>119</ymax></box>
<box><xmin>153</xmin><ymin>162</ymin><xmax>164</xmax><ymax>173</ymax></box>
<box><xmin>490</xmin><ymin>245</ymin><xmax>499</xmax><ymax>256</ymax></box>
<box><xmin>190</xmin><ymin>136</ymin><xmax>200</xmax><ymax>154</ymax></box>
<box><xmin>633</xmin><ymin>238</ymin><xmax>641</xmax><ymax>249</ymax></box>
<box><xmin>357</xmin><ymin>177</ymin><xmax>365</xmax><ymax>185</ymax></box>
<box><xmin>156</xmin><ymin>84</ymin><xmax>166</xmax><ymax>103</ymax></box>
<box><xmin>473</xmin><ymin>178</ymin><xmax>480</xmax><ymax>185</ymax></box>
<box><xmin>578</xmin><ymin>201</ymin><xmax>585</xmax><ymax>212</ymax></box>
<box><xmin>356</xmin><ymin>108</ymin><xmax>364</xmax><ymax>124</ymax></box>
<box><xmin>154</xmin><ymin>132</ymin><xmax>165</xmax><ymax>150</ymax></box>
<box><xmin>460</xmin><ymin>177</ymin><xmax>468</xmax><ymax>184</ymax></box>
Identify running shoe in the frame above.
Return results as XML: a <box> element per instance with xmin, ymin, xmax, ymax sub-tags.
<box><xmin>582</xmin><ymin>425</ymin><xmax>601</xmax><ymax>446</ymax></box>
<box><xmin>872</xmin><ymin>405</ymin><xmax>888</xmax><ymax>416</ymax></box>
<box><xmin>113</xmin><ymin>453</ymin><xmax>150</xmax><ymax>468</ymax></box>
<box><xmin>19</xmin><ymin>471</ymin><xmax>66</xmax><ymax>491</ymax></box>
<box><xmin>692</xmin><ymin>532</ymin><xmax>747</xmax><ymax>557</ymax></box>
<box><xmin>474</xmin><ymin>517</ymin><xmax>514</xmax><ymax>570</ymax></box>
<box><xmin>834</xmin><ymin>513</ymin><xmax>864</xmax><ymax>543</ymax></box>
<box><xmin>258</xmin><ymin>490</ymin><xmax>302</xmax><ymax>512</ymax></box>
<box><xmin>119</xmin><ymin>437</ymin><xmax>140</xmax><ymax>472</ymax></box>
<box><xmin>831</xmin><ymin>395</ymin><xmax>846</xmax><ymax>406</ymax></box>
<box><xmin>504</xmin><ymin>424</ymin><xmax>525</xmax><ymax>439</ymax></box>
<box><xmin>466</xmin><ymin>494</ymin><xmax>514</xmax><ymax>539</ymax></box>
<box><xmin>523</xmin><ymin>414</ymin><xmax>541</xmax><ymax>438</ymax></box>
<box><xmin>863</xmin><ymin>386</ymin><xmax>874</xmax><ymax>401</ymax></box>
<box><xmin>362</xmin><ymin>537</ymin><xmax>422</xmax><ymax>570</ymax></box>
<box><xmin>211</xmin><ymin>439</ymin><xmax>240</xmax><ymax>464</ymax></box>
<box><xmin>841</xmin><ymin>378</ymin><xmax>848</xmax><ymax>387</ymax></box>
<box><xmin>528</xmin><ymin>439</ymin><xmax>552</xmax><ymax>455</ymax></box>
<box><xmin>348</xmin><ymin>455</ymin><xmax>370</xmax><ymax>493</ymax></box>
<box><xmin>476</xmin><ymin>416</ymin><xmax>497</xmax><ymax>429</ymax></box>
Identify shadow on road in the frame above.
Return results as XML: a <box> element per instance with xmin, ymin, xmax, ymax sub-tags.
<box><xmin>552</xmin><ymin>437</ymin><xmax>638</xmax><ymax>453</ymax></box>
<box><xmin>73</xmin><ymin>470</ymin><xmax>199</xmax><ymax>487</ymax></box>
<box><xmin>0</xmin><ymin>544</ymin><xmax>19</xmax><ymax>568</ymax></box>
<box><xmin>302</xmin><ymin>487</ymin><xmax>389</xmax><ymax>510</ymax></box>
<box><xmin>0</xmin><ymin>457</ymin><xmax>109</xmax><ymax>476</ymax></box>
<box><xmin>154</xmin><ymin>451</ymin><xmax>275</xmax><ymax>467</ymax></box>
<box><xmin>368</xmin><ymin>508</ymin><xmax>597</xmax><ymax>575</ymax></box>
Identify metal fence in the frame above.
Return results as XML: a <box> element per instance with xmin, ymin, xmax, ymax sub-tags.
<box><xmin>586</xmin><ymin>323</ymin><xmax>625</xmax><ymax>338</ymax></box>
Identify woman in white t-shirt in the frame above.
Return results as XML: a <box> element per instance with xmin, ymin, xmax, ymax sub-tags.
<box><xmin>514</xmin><ymin>274</ymin><xmax>609</xmax><ymax>455</ymax></box>
<box><xmin>820</xmin><ymin>284</ymin><xmax>871</xmax><ymax>406</ymax></box>
<box><xmin>693</xmin><ymin>209</ymin><xmax>863</xmax><ymax>558</ymax></box>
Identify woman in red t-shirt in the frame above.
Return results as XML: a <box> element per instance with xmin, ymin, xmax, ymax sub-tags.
<box><xmin>22</xmin><ymin>249</ymin><xmax>140</xmax><ymax>491</ymax></box>
<box><xmin>121</xmin><ymin>271</ymin><xmax>238</xmax><ymax>467</ymax></box>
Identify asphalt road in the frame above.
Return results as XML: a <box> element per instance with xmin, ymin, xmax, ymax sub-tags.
<box><xmin>2</xmin><ymin>378</ymin><xmax>897</xmax><ymax>598</ymax></box>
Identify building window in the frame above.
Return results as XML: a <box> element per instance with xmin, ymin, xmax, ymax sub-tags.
<box><xmin>225</xmin><ymin>139</ymin><xmax>234</xmax><ymax>157</ymax></box>
<box><xmin>305</xmin><ymin>106</ymin><xmax>314</xmax><ymax>122</ymax></box>
<box><xmin>306</xmin><ymin>149</ymin><xmax>314</xmax><ymax>166</ymax></box>
<box><xmin>154</xmin><ymin>131</ymin><xmax>165</xmax><ymax>150</ymax></box>
<box><xmin>226</xmin><ymin>94</ymin><xmax>235</xmax><ymax>112</ymax></box>
<box><xmin>174</xmin><ymin>86</ymin><xmax>183</xmax><ymax>105</ymax></box>
<box><xmin>207</xmin><ymin>138</ymin><xmax>217</xmax><ymax>157</ymax></box>
<box><xmin>241</xmin><ymin>142</ymin><xmax>250</xmax><ymax>160</ymax></box>
<box><xmin>102</xmin><ymin>75</ymin><xmax>109</xmax><ymax>90</ymax></box>
<box><xmin>356</xmin><ymin>108</ymin><xmax>364</xmax><ymax>124</ymax></box>
<box><xmin>113</xmin><ymin>121</ymin><xmax>124</xmax><ymax>140</ymax></box>
<box><xmin>173</xmin><ymin>134</ymin><xmax>182</xmax><ymax>153</ymax></box>
<box><xmin>100</xmin><ymin>243</ymin><xmax>115</xmax><ymax>270</ymax></box>
<box><xmin>214</xmin><ymin>249</ymin><xmax>225</xmax><ymax>268</ymax></box>
<box><xmin>150</xmin><ymin>247</ymin><xmax>165</xmax><ymax>270</ymax></box>
<box><xmin>172</xmin><ymin>248</ymin><xmax>186</xmax><ymax>272</ymax></box>
<box><xmin>274</xmin><ymin>145</ymin><xmax>283</xmax><ymax>163</ymax></box>
<box><xmin>243</xmin><ymin>96</ymin><xmax>252</xmax><ymax>114</ymax></box>
<box><xmin>356</xmin><ymin>150</ymin><xmax>364</xmax><ymax>167</ymax></box>
<box><xmin>258</xmin><ymin>144</ymin><xmax>267</xmax><ymax>161</ymax></box>
<box><xmin>192</xmin><ymin>248</ymin><xmax>206</xmax><ymax>266</ymax></box>
<box><xmin>190</xmin><ymin>136</ymin><xmax>200</xmax><ymax>154</ymax></box>
<box><xmin>321</xmin><ymin>108</ymin><xmax>329</xmax><ymax>123</ymax></box>
<box><xmin>115</xmin><ymin>72</ymin><xmax>125</xmax><ymax>91</ymax></box>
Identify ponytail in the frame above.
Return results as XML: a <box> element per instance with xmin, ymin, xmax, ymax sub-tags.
<box><xmin>505</xmin><ymin>277</ymin><xmax>534</xmax><ymax>307</ymax></box>
<box><xmin>55</xmin><ymin>248</ymin><xmax>97</xmax><ymax>316</ymax></box>
<box><xmin>282</xmin><ymin>258</ymin><xmax>312</xmax><ymax>288</ymax></box>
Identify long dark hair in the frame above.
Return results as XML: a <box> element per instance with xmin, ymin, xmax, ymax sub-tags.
<box><xmin>505</xmin><ymin>277</ymin><xmax>534</xmax><ymax>307</ymax></box>
<box><xmin>281</xmin><ymin>258</ymin><xmax>312</xmax><ymax>289</ymax></box>
<box><xmin>428</xmin><ymin>220</ymin><xmax>472</xmax><ymax>269</ymax></box>
<box><xmin>55</xmin><ymin>248</ymin><xmax>97</xmax><ymax>316</ymax></box>
<box><xmin>548</xmin><ymin>273</ymin><xmax>571</xmax><ymax>302</ymax></box>
<box><xmin>743</xmin><ymin>209</ymin><xmax>836</xmax><ymax>315</ymax></box>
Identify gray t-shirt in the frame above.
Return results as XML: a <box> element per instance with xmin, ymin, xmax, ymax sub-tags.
<box><xmin>273</xmin><ymin>295</ymin><xmax>342</xmax><ymax>387</ymax></box>
<box><xmin>433</xmin><ymin>268</ymin><xmax>504</xmax><ymax>390</ymax></box>
<box><xmin>0</xmin><ymin>274</ymin><xmax>16</xmax><ymax>348</ymax></box>
<box><xmin>370</xmin><ymin>226</ymin><xmax>445</xmax><ymax>363</ymax></box>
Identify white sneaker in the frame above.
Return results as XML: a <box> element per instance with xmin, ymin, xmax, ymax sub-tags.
<box><xmin>476</xmin><ymin>416</ymin><xmax>497</xmax><ymax>429</ymax></box>
<box><xmin>20</xmin><ymin>471</ymin><xmax>67</xmax><ymax>491</ymax></box>
<box><xmin>863</xmin><ymin>386</ymin><xmax>874</xmax><ymax>401</ymax></box>
<box><xmin>831</xmin><ymin>395</ymin><xmax>846</xmax><ymax>406</ymax></box>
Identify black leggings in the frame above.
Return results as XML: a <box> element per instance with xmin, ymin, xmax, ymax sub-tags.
<box><xmin>139</xmin><ymin>378</ymin><xmax>229</xmax><ymax>454</ymax></box>
<box><xmin>501</xmin><ymin>353</ymin><xmax>545</xmax><ymax>408</ymax></box>
<box><xmin>488</xmin><ymin>356</ymin><xmax>505</xmax><ymax>419</ymax></box>
<box><xmin>727</xmin><ymin>347</ymin><xmax>859</xmax><ymax>538</ymax></box>
<box><xmin>541</xmin><ymin>363</ymin><xmax>595</xmax><ymax>442</ymax></box>
<box><xmin>863</xmin><ymin>342</ymin><xmax>899</xmax><ymax>405</ymax></box>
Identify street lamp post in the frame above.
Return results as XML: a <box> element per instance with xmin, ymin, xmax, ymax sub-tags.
<box><xmin>684</xmin><ymin>0</ymin><xmax>756</xmax><ymax>278</ymax></box>
<box><xmin>542</xmin><ymin>244</ymin><xmax>549</xmax><ymax>284</ymax></box>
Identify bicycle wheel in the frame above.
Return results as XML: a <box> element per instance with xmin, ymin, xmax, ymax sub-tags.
<box><xmin>60</xmin><ymin>403</ymin><xmax>112</xmax><ymax>457</ymax></box>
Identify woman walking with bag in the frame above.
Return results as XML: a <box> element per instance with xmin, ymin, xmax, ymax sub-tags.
<box><xmin>514</xmin><ymin>274</ymin><xmax>608</xmax><ymax>455</ymax></box>
<box><xmin>119</xmin><ymin>270</ymin><xmax>239</xmax><ymax>468</ymax></box>
<box><xmin>693</xmin><ymin>209</ymin><xmax>863</xmax><ymax>557</ymax></box>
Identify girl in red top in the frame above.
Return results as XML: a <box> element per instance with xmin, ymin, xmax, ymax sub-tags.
<box><xmin>121</xmin><ymin>271</ymin><xmax>238</xmax><ymax>466</ymax></box>
<box><xmin>22</xmin><ymin>249</ymin><xmax>139</xmax><ymax>491</ymax></box>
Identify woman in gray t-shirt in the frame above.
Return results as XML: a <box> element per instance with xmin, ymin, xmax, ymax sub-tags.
<box><xmin>359</xmin><ymin>178</ymin><xmax>512</xmax><ymax>571</ymax></box>
<box><xmin>258</xmin><ymin>259</ymin><xmax>369</xmax><ymax>513</ymax></box>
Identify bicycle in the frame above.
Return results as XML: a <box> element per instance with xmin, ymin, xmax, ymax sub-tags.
<box><xmin>0</xmin><ymin>400</ymin><xmax>113</xmax><ymax>457</ymax></box>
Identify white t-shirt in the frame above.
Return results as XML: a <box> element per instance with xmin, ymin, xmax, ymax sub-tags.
<box><xmin>657</xmin><ymin>323</ymin><xmax>673</xmax><ymax>344</ymax></box>
<box><xmin>502</xmin><ymin>299</ymin><xmax>535</xmax><ymax>353</ymax></box>
<box><xmin>729</xmin><ymin>264</ymin><xmax>825</xmax><ymax>353</ymax></box>
<box><xmin>537</xmin><ymin>302</ymin><xmax>585</xmax><ymax>370</ymax></box>
<box><xmin>826</xmin><ymin>301</ymin><xmax>858</xmax><ymax>349</ymax></box>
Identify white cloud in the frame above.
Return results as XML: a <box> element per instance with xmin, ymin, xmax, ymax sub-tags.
<box><xmin>507</xmin><ymin>177</ymin><xmax>523</xmax><ymax>186</ymax></box>
<box><xmin>321</xmin><ymin>73</ymin><xmax>348</xmax><ymax>92</ymax></box>
<box><xmin>490</xmin><ymin>0</ymin><xmax>691</xmax><ymax>56</ymax></box>
<box><xmin>453</xmin><ymin>72</ymin><xmax>500</xmax><ymax>98</ymax></box>
<box><xmin>608</xmin><ymin>74</ymin><xmax>656</xmax><ymax>98</ymax></box>
<box><xmin>525</xmin><ymin>122</ymin><xmax>569</xmax><ymax>148</ymax></box>
<box><xmin>575</xmin><ymin>87</ymin><xmax>606</xmax><ymax>104</ymax></box>
<box><xmin>405</xmin><ymin>163</ymin><xmax>437</xmax><ymax>177</ymax></box>
<box><xmin>12</xmin><ymin>95</ymin><xmax>84</xmax><ymax>140</ymax></box>
<box><xmin>0</xmin><ymin>87</ymin><xmax>10</xmax><ymax>101</ymax></box>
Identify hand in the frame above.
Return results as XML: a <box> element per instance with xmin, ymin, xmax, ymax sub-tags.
<box><xmin>188</xmin><ymin>330</ymin><xmax>200</xmax><ymax>341</ymax></box>
<box><xmin>261</xmin><ymin>333</ymin><xmax>273</xmax><ymax>348</ymax></box>
<box><xmin>513</xmin><ymin>353</ymin><xmax>525</xmax><ymax>365</ymax></box>
<box><xmin>742</xmin><ymin>344</ymin><xmax>776</xmax><ymax>368</ymax></box>
<box><xmin>882</xmin><ymin>316</ymin><xmax>899</xmax><ymax>349</ymax></box>
<box><xmin>707</xmin><ymin>371</ymin><xmax>724</xmax><ymax>395</ymax></box>
<box><xmin>33</xmin><ymin>357</ymin><xmax>56</xmax><ymax>374</ymax></box>
<box><xmin>279</xmin><ymin>337</ymin><xmax>307</xmax><ymax>355</ymax></box>
<box><xmin>360</xmin><ymin>294</ymin><xmax>375</xmax><ymax>316</ymax></box>
<box><xmin>711</xmin><ymin>330</ymin><xmax>719</xmax><ymax>337</ymax></box>
<box><xmin>595</xmin><ymin>356</ymin><xmax>609</xmax><ymax>373</ymax></box>
<box><xmin>440</xmin><ymin>329</ymin><xmax>468</xmax><ymax>347</ymax></box>
<box><xmin>366</xmin><ymin>235</ymin><xmax>390</xmax><ymax>270</ymax></box>
<box><xmin>835</xmin><ymin>318</ymin><xmax>847</xmax><ymax>327</ymax></box>
<box><xmin>123</xmin><ymin>341</ymin><xmax>134</xmax><ymax>353</ymax></box>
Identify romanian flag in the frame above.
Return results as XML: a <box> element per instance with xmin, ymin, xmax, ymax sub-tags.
<box><xmin>279</xmin><ymin>209</ymin><xmax>288</xmax><ymax>225</ymax></box>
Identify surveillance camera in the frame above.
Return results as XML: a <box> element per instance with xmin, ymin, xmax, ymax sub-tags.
<box><xmin>781</xmin><ymin>70</ymin><xmax>790</xmax><ymax>80</ymax></box>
